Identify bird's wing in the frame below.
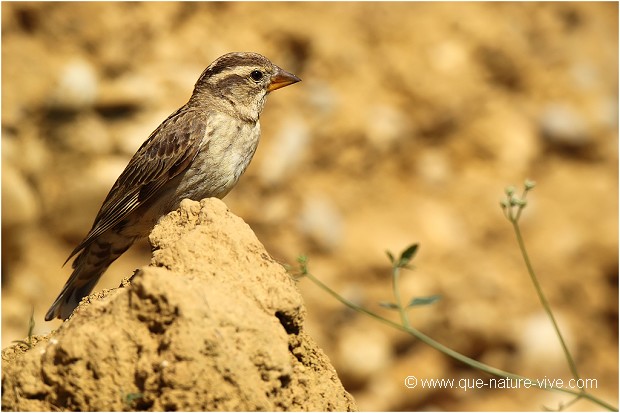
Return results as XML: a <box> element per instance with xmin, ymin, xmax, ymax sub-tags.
<box><xmin>65</xmin><ymin>107</ymin><xmax>208</xmax><ymax>264</ymax></box>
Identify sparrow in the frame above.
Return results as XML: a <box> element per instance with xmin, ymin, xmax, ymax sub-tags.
<box><xmin>45</xmin><ymin>52</ymin><xmax>301</xmax><ymax>321</ymax></box>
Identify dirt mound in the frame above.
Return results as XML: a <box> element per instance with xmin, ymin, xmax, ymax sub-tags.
<box><xmin>1</xmin><ymin>198</ymin><xmax>356</xmax><ymax>411</ymax></box>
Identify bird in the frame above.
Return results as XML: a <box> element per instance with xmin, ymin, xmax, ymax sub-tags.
<box><xmin>45</xmin><ymin>52</ymin><xmax>301</xmax><ymax>321</ymax></box>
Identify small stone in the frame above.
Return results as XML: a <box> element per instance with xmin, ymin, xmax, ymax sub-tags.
<box><xmin>365</xmin><ymin>104</ymin><xmax>410</xmax><ymax>151</ymax></box>
<box><xmin>570</xmin><ymin>62</ymin><xmax>599</xmax><ymax>91</ymax></box>
<box><xmin>297</xmin><ymin>194</ymin><xmax>344</xmax><ymax>251</ymax></box>
<box><xmin>416</xmin><ymin>149</ymin><xmax>452</xmax><ymax>185</ymax></box>
<box><xmin>517</xmin><ymin>311</ymin><xmax>573</xmax><ymax>372</ymax></box>
<box><xmin>539</xmin><ymin>103</ymin><xmax>591</xmax><ymax>148</ymax></box>
<box><xmin>429</xmin><ymin>40</ymin><xmax>469</xmax><ymax>74</ymax></box>
<box><xmin>48</xmin><ymin>59</ymin><xmax>98</xmax><ymax>111</ymax></box>
<box><xmin>338</xmin><ymin>327</ymin><xmax>392</xmax><ymax>380</ymax></box>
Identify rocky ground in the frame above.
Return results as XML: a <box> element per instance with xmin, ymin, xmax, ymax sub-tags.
<box><xmin>2</xmin><ymin>2</ymin><xmax>618</xmax><ymax>411</ymax></box>
<box><xmin>2</xmin><ymin>199</ymin><xmax>356</xmax><ymax>411</ymax></box>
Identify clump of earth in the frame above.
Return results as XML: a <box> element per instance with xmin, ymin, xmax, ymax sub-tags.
<box><xmin>2</xmin><ymin>199</ymin><xmax>356</xmax><ymax>411</ymax></box>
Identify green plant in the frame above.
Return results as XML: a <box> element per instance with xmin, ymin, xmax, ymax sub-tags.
<box><xmin>12</xmin><ymin>308</ymin><xmax>35</xmax><ymax>349</ymax></box>
<box><xmin>121</xmin><ymin>391</ymin><xmax>144</xmax><ymax>410</ymax></box>
<box><xmin>293</xmin><ymin>181</ymin><xmax>616</xmax><ymax>411</ymax></box>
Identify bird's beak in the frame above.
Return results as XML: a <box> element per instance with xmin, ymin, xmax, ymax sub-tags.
<box><xmin>267</xmin><ymin>66</ymin><xmax>301</xmax><ymax>92</ymax></box>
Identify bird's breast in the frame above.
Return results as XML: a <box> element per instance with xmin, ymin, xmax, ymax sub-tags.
<box><xmin>176</xmin><ymin>115</ymin><xmax>261</xmax><ymax>201</ymax></box>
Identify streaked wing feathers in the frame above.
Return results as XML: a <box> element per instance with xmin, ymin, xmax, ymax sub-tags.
<box><xmin>65</xmin><ymin>107</ymin><xmax>207</xmax><ymax>264</ymax></box>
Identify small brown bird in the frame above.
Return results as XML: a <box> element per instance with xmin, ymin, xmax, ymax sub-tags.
<box><xmin>45</xmin><ymin>52</ymin><xmax>301</xmax><ymax>321</ymax></box>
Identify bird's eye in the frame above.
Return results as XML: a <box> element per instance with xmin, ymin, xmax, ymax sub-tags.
<box><xmin>250</xmin><ymin>70</ymin><xmax>264</xmax><ymax>82</ymax></box>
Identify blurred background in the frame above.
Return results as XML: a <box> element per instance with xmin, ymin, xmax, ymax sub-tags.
<box><xmin>2</xmin><ymin>2</ymin><xmax>617</xmax><ymax>411</ymax></box>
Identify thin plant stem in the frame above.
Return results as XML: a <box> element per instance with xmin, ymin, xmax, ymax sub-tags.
<box><xmin>301</xmin><ymin>269</ymin><xmax>617</xmax><ymax>411</ymax></box>
<box><xmin>511</xmin><ymin>220</ymin><xmax>581</xmax><ymax>383</ymax></box>
<box><xmin>506</xmin><ymin>184</ymin><xmax>581</xmax><ymax>383</ymax></box>
<box><xmin>392</xmin><ymin>265</ymin><xmax>411</xmax><ymax>328</ymax></box>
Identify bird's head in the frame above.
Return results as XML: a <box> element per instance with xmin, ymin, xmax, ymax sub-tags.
<box><xmin>192</xmin><ymin>52</ymin><xmax>301</xmax><ymax>122</ymax></box>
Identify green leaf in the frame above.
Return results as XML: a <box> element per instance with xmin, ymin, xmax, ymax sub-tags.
<box><xmin>379</xmin><ymin>301</ymin><xmax>400</xmax><ymax>310</ymax></box>
<box><xmin>386</xmin><ymin>250</ymin><xmax>395</xmax><ymax>264</ymax></box>
<box><xmin>124</xmin><ymin>393</ymin><xmax>144</xmax><ymax>403</ymax></box>
<box><xmin>296</xmin><ymin>255</ymin><xmax>309</xmax><ymax>276</ymax></box>
<box><xmin>397</xmin><ymin>244</ymin><xmax>419</xmax><ymax>267</ymax></box>
<box><xmin>407</xmin><ymin>295</ymin><xmax>441</xmax><ymax>308</ymax></box>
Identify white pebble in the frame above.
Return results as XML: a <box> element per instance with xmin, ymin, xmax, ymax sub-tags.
<box><xmin>49</xmin><ymin>59</ymin><xmax>98</xmax><ymax>110</ymax></box>
<box><xmin>539</xmin><ymin>103</ymin><xmax>590</xmax><ymax>147</ymax></box>
<box><xmin>297</xmin><ymin>194</ymin><xmax>343</xmax><ymax>251</ymax></box>
<box><xmin>518</xmin><ymin>311</ymin><xmax>572</xmax><ymax>372</ymax></box>
<box><xmin>338</xmin><ymin>328</ymin><xmax>392</xmax><ymax>380</ymax></box>
<box><xmin>365</xmin><ymin>105</ymin><xmax>410</xmax><ymax>151</ymax></box>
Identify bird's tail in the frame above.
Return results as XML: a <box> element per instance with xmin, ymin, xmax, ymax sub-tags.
<box><xmin>45</xmin><ymin>236</ymin><xmax>134</xmax><ymax>321</ymax></box>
